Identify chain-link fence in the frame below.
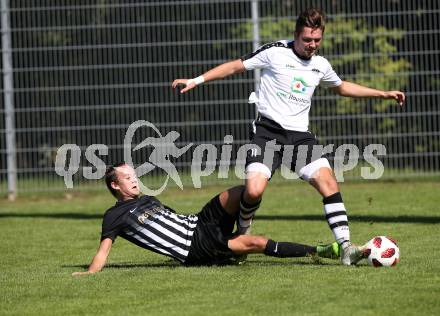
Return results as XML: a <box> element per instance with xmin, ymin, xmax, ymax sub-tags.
<box><xmin>1</xmin><ymin>0</ymin><xmax>439</xmax><ymax>197</ymax></box>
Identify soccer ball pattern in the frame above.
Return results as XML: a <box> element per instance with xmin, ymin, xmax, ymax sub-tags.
<box><xmin>364</xmin><ymin>236</ymin><xmax>400</xmax><ymax>267</ymax></box>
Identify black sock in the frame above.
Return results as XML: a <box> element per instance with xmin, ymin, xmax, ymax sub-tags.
<box><xmin>264</xmin><ymin>239</ymin><xmax>316</xmax><ymax>258</ymax></box>
<box><xmin>238</xmin><ymin>192</ymin><xmax>261</xmax><ymax>228</ymax></box>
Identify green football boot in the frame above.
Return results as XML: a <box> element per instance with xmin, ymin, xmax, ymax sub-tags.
<box><xmin>316</xmin><ymin>241</ymin><xmax>340</xmax><ymax>259</ymax></box>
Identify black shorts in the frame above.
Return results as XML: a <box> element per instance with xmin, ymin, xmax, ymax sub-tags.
<box><xmin>246</xmin><ymin>115</ymin><xmax>326</xmax><ymax>176</ymax></box>
<box><xmin>184</xmin><ymin>195</ymin><xmax>237</xmax><ymax>265</ymax></box>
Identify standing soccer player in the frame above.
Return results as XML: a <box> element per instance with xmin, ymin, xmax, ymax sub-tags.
<box><xmin>172</xmin><ymin>7</ymin><xmax>405</xmax><ymax>265</ymax></box>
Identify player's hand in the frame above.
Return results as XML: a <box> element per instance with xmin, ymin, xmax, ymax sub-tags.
<box><xmin>72</xmin><ymin>271</ymin><xmax>94</xmax><ymax>277</ymax></box>
<box><xmin>172</xmin><ymin>79</ymin><xmax>197</xmax><ymax>94</ymax></box>
<box><xmin>384</xmin><ymin>91</ymin><xmax>405</xmax><ymax>106</ymax></box>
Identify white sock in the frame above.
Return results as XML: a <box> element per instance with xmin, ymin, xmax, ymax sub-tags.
<box><xmin>323</xmin><ymin>193</ymin><xmax>350</xmax><ymax>244</ymax></box>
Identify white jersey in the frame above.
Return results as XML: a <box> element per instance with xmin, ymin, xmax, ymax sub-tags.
<box><xmin>242</xmin><ymin>40</ymin><xmax>342</xmax><ymax>131</ymax></box>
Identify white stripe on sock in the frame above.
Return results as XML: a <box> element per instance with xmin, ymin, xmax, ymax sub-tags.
<box><xmin>323</xmin><ymin>202</ymin><xmax>350</xmax><ymax>244</ymax></box>
<box><xmin>324</xmin><ymin>203</ymin><xmax>346</xmax><ymax>213</ymax></box>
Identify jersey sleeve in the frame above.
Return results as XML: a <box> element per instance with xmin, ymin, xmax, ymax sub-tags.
<box><xmin>101</xmin><ymin>226</ymin><xmax>120</xmax><ymax>242</ymax></box>
<box><xmin>320</xmin><ymin>60</ymin><xmax>342</xmax><ymax>88</ymax></box>
<box><xmin>101</xmin><ymin>212</ymin><xmax>124</xmax><ymax>242</ymax></box>
<box><xmin>241</xmin><ymin>43</ymin><xmax>273</xmax><ymax>70</ymax></box>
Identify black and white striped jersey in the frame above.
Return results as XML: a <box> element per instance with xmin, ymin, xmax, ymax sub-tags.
<box><xmin>101</xmin><ymin>195</ymin><xmax>198</xmax><ymax>263</ymax></box>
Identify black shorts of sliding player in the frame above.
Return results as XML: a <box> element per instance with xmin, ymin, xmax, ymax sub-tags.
<box><xmin>184</xmin><ymin>195</ymin><xmax>237</xmax><ymax>266</ymax></box>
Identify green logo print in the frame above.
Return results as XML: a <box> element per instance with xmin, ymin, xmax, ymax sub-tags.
<box><xmin>291</xmin><ymin>77</ymin><xmax>309</xmax><ymax>94</ymax></box>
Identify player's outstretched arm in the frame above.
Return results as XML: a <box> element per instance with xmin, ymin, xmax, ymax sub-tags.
<box><xmin>172</xmin><ymin>59</ymin><xmax>245</xmax><ymax>93</ymax></box>
<box><xmin>72</xmin><ymin>238</ymin><xmax>113</xmax><ymax>276</ymax></box>
<box><xmin>332</xmin><ymin>81</ymin><xmax>405</xmax><ymax>106</ymax></box>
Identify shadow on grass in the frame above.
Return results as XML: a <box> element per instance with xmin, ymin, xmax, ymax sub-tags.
<box><xmin>2</xmin><ymin>212</ymin><xmax>440</xmax><ymax>224</ymax></box>
<box><xmin>242</xmin><ymin>259</ymin><xmax>340</xmax><ymax>266</ymax></box>
<box><xmin>64</xmin><ymin>261</ymin><xmax>180</xmax><ymax>270</ymax></box>
<box><xmin>64</xmin><ymin>258</ymin><xmax>340</xmax><ymax>271</ymax></box>
<box><xmin>255</xmin><ymin>214</ymin><xmax>440</xmax><ymax>224</ymax></box>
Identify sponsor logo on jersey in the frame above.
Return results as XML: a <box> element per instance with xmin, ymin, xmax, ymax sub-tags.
<box><xmin>285</xmin><ymin>64</ymin><xmax>295</xmax><ymax>69</ymax></box>
<box><xmin>291</xmin><ymin>77</ymin><xmax>310</xmax><ymax>94</ymax></box>
<box><xmin>288</xmin><ymin>94</ymin><xmax>310</xmax><ymax>105</ymax></box>
<box><xmin>276</xmin><ymin>91</ymin><xmax>288</xmax><ymax>98</ymax></box>
<box><xmin>137</xmin><ymin>206</ymin><xmax>163</xmax><ymax>223</ymax></box>
<box><xmin>138</xmin><ymin>212</ymin><xmax>150</xmax><ymax>223</ymax></box>
<box><xmin>276</xmin><ymin>90</ymin><xmax>310</xmax><ymax>106</ymax></box>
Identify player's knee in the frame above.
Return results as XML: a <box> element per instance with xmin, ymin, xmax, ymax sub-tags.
<box><xmin>313</xmin><ymin>168</ymin><xmax>339</xmax><ymax>193</ymax></box>
<box><xmin>299</xmin><ymin>158</ymin><xmax>331</xmax><ymax>182</ymax></box>
<box><xmin>320</xmin><ymin>168</ymin><xmax>337</xmax><ymax>185</ymax></box>
<box><xmin>245</xmin><ymin>184</ymin><xmax>266</xmax><ymax>202</ymax></box>
<box><xmin>326</xmin><ymin>179</ymin><xmax>339</xmax><ymax>193</ymax></box>
<box><xmin>244</xmin><ymin>172</ymin><xmax>268</xmax><ymax>202</ymax></box>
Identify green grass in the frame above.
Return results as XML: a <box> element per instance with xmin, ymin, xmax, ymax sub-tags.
<box><xmin>1</xmin><ymin>180</ymin><xmax>440</xmax><ymax>315</ymax></box>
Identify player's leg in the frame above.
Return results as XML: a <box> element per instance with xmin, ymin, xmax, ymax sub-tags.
<box><xmin>193</xmin><ymin>186</ymin><xmax>339</xmax><ymax>265</ymax></box>
<box><xmin>227</xmin><ymin>235</ymin><xmax>339</xmax><ymax>259</ymax></box>
<box><xmin>302</xmin><ymin>161</ymin><xmax>348</xmax><ymax>244</ymax></box>
<box><xmin>237</xmin><ymin>169</ymin><xmax>269</xmax><ymax>234</ymax></box>
<box><xmin>217</xmin><ymin>185</ymin><xmax>245</xmax><ymax>216</ymax></box>
<box><xmin>288</xmin><ymin>135</ymin><xmax>352</xmax><ymax>247</ymax></box>
<box><xmin>286</xmin><ymin>131</ymin><xmax>364</xmax><ymax>266</ymax></box>
<box><xmin>298</xmin><ymin>160</ymin><xmax>364</xmax><ymax>265</ymax></box>
<box><xmin>237</xmin><ymin>116</ymin><xmax>283</xmax><ymax>235</ymax></box>
<box><xmin>217</xmin><ymin>176</ymin><xmax>268</xmax><ymax>235</ymax></box>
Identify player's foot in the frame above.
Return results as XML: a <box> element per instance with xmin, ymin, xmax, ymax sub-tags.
<box><xmin>232</xmin><ymin>254</ymin><xmax>248</xmax><ymax>265</ymax></box>
<box><xmin>340</xmin><ymin>242</ymin><xmax>364</xmax><ymax>266</ymax></box>
<box><xmin>316</xmin><ymin>242</ymin><xmax>340</xmax><ymax>259</ymax></box>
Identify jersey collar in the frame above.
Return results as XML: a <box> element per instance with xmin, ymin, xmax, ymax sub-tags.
<box><xmin>289</xmin><ymin>40</ymin><xmax>312</xmax><ymax>61</ymax></box>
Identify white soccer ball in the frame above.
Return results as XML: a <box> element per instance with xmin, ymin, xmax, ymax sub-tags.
<box><xmin>364</xmin><ymin>236</ymin><xmax>400</xmax><ymax>267</ymax></box>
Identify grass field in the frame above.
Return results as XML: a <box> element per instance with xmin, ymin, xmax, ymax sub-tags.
<box><xmin>1</xmin><ymin>180</ymin><xmax>440</xmax><ymax>316</ymax></box>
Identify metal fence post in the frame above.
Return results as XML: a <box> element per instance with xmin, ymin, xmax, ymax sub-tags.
<box><xmin>1</xmin><ymin>0</ymin><xmax>17</xmax><ymax>200</ymax></box>
<box><xmin>251</xmin><ymin>0</ymin><xmax>260</xmax><ymax>91</ymax></box>
<box><xmin>251</xmin><ymin>0</ymin><xmax>260</xmax><ymax>118</ymax></box>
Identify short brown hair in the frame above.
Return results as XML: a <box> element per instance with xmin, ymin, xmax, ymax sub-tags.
<box><xmin>105</xmin><ymin>162</ymin><xmax>126</xmax><ymax>197</ymax></box>
<box><xmin>295</xmin><ymin>7</ymin><xmax>326</xmax><ymax>35</ymax></box>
